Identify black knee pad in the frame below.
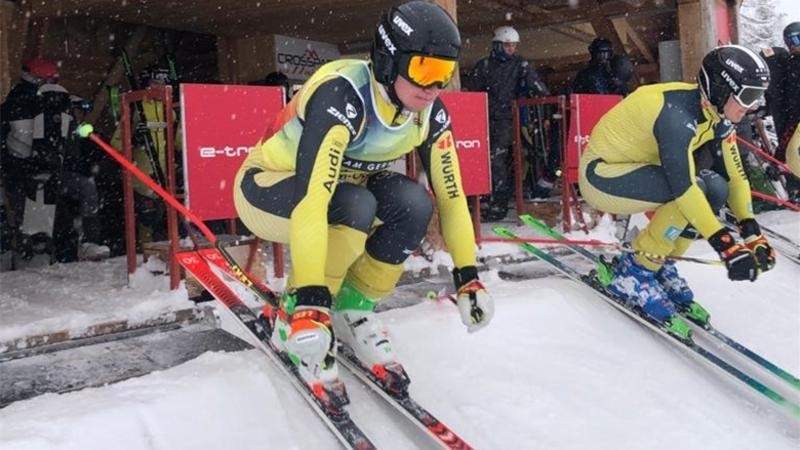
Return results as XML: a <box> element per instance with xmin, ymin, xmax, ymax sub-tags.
<box><xmin>328</xmin><ymin>183</ymin><xmax>377</xmax><ymax>233</ymax></box>
<box><xmin>365</xmin><ymin>173</ymin><xmax>433</xmax><ymax>264</ymax></box>
<box><xmin>387</xmin><ymin>178</ymin><xmax>433</xmax><ymax>231</ymax></box>
<box><xmin>695</xmin><ymin>169</ymin><xmax>729</xmax><ymax>213</ymax></box>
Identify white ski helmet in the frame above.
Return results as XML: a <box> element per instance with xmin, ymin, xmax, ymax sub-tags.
<box><xmin>493</xmin><ymin>26</ymin><xmax>520</xmax><ymax>44</ymax></box>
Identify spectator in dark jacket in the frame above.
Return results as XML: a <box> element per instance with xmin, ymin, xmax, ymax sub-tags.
<box><xmin>761</xmin><ymin>22</ymin><xmax>800</xmax><ymax>163</ymax></box>
<box><xmin>1</xmin><ymin>60</ymin><xmax>109</xmax><ymax>264</ymax></box>
<box><xmin>470</xmin><ymin>26</ymin><xmax>549</xmax><ymax>221</ymax></box>
<box><xmin>572</xmin><ymin>38</ymin><xmax>631</xmax><ymax>96</ymax></box>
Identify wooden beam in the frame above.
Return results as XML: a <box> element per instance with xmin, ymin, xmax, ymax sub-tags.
<box><xmin>84</xmin><ymin>25</ymin><xmax>148</xmax><ymax>124</ymax></box>
<box><xmin>463</xmin><ymin>1</ymin><xmax>675</xmax><ymax>38</ymax></box>
<box><xmin>612</xmin><ymin>17</ymin><xmax>655</xmax><ymax>62</ymax></box>
<box><xmin>678</xmin><ymin>0</ymin><xmax>702</xmax><ymax>82</ymax></box>
<box><xmin>434</xmin><ymin>0</ymin><xmax>460</xmax><ymax>90</ymax></box>
<box><xmin>1</xmin><ymin>0</ymin><xmax>31</xmax><ymax>101</ymax></box>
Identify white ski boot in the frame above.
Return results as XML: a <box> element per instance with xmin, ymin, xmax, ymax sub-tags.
<box><xmin>333</xmin><ymin>281</ymin><xmax>409</xmax><ymax>396</ymax></box>
<box><xmin>262</xmin><ymin>288</ymin><xmax>345</xmax><ymax>408</ymax></box>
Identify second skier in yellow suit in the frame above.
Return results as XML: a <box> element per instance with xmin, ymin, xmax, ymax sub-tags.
<box><xmin>579</xmin><ymin>45</ymin><xmax>776</xmax><ymax>340</ymax></box>
<box><xmin>787</xmin><ymin>125</ymin><xmax>800</xmax><ymax>178</ymax></box>
<box><xmin>233</xmin><ymin>1</ymin><xmax>494</xmax><ymax>393</ymax></box>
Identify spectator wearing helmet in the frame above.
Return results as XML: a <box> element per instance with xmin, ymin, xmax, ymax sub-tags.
<box><xmin>469</xmin><ymin>25</ymin><xmax>549</xmax><ymax>221</ymax></box>
<box><xmin>576</xmin><ymin>45</ymin><xmax>774</xmax><ymax>340</ymax></box>
<box><xmin>571</xmin><ymin>37</ymin><xmax>629</xmax><ymax>95</ymax></box>
<box><xmin>760</xmin><ymin>21</ymin><xmax>800</xmax><ymax>164</ymax></box>
<box><xmin>232</xmin><ymin>1</ymin><xmax>494</xmax><ymax>393</ymax></box>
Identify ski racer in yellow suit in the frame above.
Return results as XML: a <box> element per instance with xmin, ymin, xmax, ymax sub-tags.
<box><xmin>579</xmin><ymin>45</ymin><xmax>776</xmax><ymax>340</ymax></box>
<box><xmin>787</xmin><ymin>126</ymin><xmax>800</xmax><ymax>178</ymax></box>
<box><xmin>233</xmin><ymin>1</ymin><xmax>494</xmax><ymax>393</ymax></box>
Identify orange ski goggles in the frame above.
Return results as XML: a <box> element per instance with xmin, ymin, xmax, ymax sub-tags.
<box><xmin>401</xmin><ymin>54</ymin><xmax>457</xmax><ymax>88</ymax></box>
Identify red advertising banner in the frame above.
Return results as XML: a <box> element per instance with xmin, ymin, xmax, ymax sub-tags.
<box><xmin>182</xmin><ymin>85</ymin><xmax>489</xmax><ymax>221</ymax></box>
<box><xmin>564</xmin><ymin>94</ymin><xmax>623</xmax><ymax>182</ymax></box>
<box><xmin>439</xmin><ymin>91</ymin><xmax>491</xmax><ymax>196</ymax></box>
<box><xmin>181</xmin><ymin>84</ymin><xmax>284</xmax><ymax>220</ymax></box>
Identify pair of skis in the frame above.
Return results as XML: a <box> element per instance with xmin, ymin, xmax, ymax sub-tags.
<box><xmin>78</xmin><ymin>128</ymin><xmax>470</xmax><ymax>449</ymax></box>
<box><xmin>177</xmin><ymin>246</ymin><xmax>472</xmax><ymax>450</ymax></box>
<box><xmin>494</xmin><ymin>214</ymin><xmax>800</xmax><ymax>420</ymax></box>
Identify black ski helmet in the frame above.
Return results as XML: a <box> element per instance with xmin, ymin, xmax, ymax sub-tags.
<box><xmin>697</xmin><ymin>45</ymin><xmax>770</xmax><ymax>112</ymax></box>
<box><xmin>785</xmin><ymin>21</ymin><xmax>800</xmax><ymax>51</ymax></box>
<box><xmin>370</xmin><ymin>1</ymin><xmax>461</xmax><ymax>87</ymax></box>
<box><xmin>589</xmin><ymin>38</ymin><xmax>613</xmax><ymax>62</ymax></box>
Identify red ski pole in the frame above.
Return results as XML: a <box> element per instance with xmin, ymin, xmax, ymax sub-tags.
<box><xmin>77</xmin><ymin>124</ymin><xmax>217</xmax><ymax>243</ymax></box>
<box><xmin>76</xmin><ymin>123</ymin><xmax>276</xmax><ymax>300</ymax></box>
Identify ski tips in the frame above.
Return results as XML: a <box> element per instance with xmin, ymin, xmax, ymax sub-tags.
<box><xmin>76</xmin><ymin>123</ymin><xmax>94</xmax><ymax>138</ymax></box>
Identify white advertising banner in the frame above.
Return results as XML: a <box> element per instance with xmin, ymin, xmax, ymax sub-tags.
<box><xmin>274</xmin><ymin>34</ymin><xmax>341</xmax><ymax>81</ymax></box>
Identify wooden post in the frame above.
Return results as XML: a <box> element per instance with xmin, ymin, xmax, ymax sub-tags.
<box><xmin>0</xmin><ymin>0</ymin><xmax>30</xmax><ymax>101</ymax></box>
<box><xmin>434</xmin><ymin>0</ymin><xmax>460</xmax><ymax>90</ymax></box>
<box><xmin>84</xmin><ymin>25</ymin><xmax>148</xmax><ymax>124</ymax></box>
<box><xmin>678</xmin><ymin>0</ymin><xmax>717</xmax><ymax>82</ymax></box>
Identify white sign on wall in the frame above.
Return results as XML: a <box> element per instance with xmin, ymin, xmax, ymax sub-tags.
<box><xmin>274</xmin><ymin>34</ymin><xmax>341</xmax><ymax>81</ymax></box>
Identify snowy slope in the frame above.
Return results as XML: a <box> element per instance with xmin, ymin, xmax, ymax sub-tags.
<box><xmin>1</xmin><ymin>211</ymin><xmax>798</xmax><ymax>449</ymax></box>
<box><xmin>0</xmin><ymin>257</ymin><xmax>194</xmax><ymax>345</ymax></box>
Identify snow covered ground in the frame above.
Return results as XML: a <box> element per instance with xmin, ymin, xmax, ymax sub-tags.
<box><xmin>1</xmin><ymin>211</ymin><xmax>798</xmax><ymax>449</ymax></box>
<box><xmin>0</xmin><ymin>257</ymin><xmax>194</xmax><ymax>347</ymax></box>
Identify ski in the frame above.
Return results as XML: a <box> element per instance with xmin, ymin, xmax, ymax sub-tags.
<box><xmin>493</xmin><ymin>225</ymin><xmax>800</xmax><ymax>419</ymax></box>
<box><xmin>335</xmin><ymin>345</ymin><xmax>474</xmax><ymax>450</ymax></box>
<box><xmin>117</xmin><ymin>48</ymin><xmax>168</xmax><ymax>188</ymax></box>
<box><xmin>80</xmin><ymin>129</ymin><xmax>375</xmax><ymax>447</ymax></box>
<box><xmin>518</xmin><ymin>213</ymin><xmax>800</xmax><ymax>392</ymax></box>
<box><xmin>759</xmin><ymin>223</ymin><xmax>800</xmax><ymax>265</ymax></box>
<box><xmin>196</xmin><ymin>246</ymin><xmax>474</xmax><ymax>449</ymax></box>
<box><xmin>176</xmin><ymin>250</ymin><xmax>377</xmax><ymax>450</ymax></box>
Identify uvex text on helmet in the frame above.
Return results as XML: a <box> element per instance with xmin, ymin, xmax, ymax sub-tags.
<box><xmin>698</xmin><ymin>45</ymin><xmax>769</xmax><ymax>111</ymax></box>
<box><xmin>370</xmin><ymin>0</ymin><xmax>460</xmax><ymax>86</ymax></box>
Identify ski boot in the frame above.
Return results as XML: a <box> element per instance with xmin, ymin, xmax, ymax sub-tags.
<box><xmin>656</xmin><ymin>261</ymin><xmax>710</xmax><ymax>327</ymax></box>
<box><xmin>261</xmin><ymin>289</ymin><xmax>348</xmax><ymax>412</ymax></box>
<box><xmin>607</xmin><ymin>253</ymin><xmax>692</xmax><ymax>342</ymax></box>
<box><xmin>333</xmin><ymin>281</ymin><xmax>410</xmax><ymax>397</ymax></box>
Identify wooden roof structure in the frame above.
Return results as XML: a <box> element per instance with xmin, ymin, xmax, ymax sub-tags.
<box><xmin>3</xmin><ymin>0</ymin><xmax>736</xmax><ymax>111</ymax></box>
<box><xmin>18</xmin><ymin>0</ymin><xmax>677</xmax><ymax>69</ymax></box>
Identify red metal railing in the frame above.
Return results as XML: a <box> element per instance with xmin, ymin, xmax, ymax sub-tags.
<box><xmin>511</xmin><ymin>96</ymin><xmax>569</xmax><ymax>229</ymax></box>
<box><xmin>121</xmin><ymin>85</ymin><xmax>180</xmax><ymax>288</ymax></box>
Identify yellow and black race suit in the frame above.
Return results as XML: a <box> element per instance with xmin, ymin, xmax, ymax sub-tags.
<box><xmin>579</xmin><ymin>82</ymin><xmax>754</xmax><ymax>269</ymax></box>
<box><xmin>234</xmin><ymin>59</ymin><xmax>475</xmax><ymax>297</ymax></box>
<box><xmin>787</xmin><ymin>124</ymin><xmax>800</xmax><ymax>178</ymax></box>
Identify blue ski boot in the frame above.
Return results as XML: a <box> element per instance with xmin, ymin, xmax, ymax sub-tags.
<box><xmin>607</xmin><ymin>253</ymin><xmax>692</xmax><ymax>341</ymax></box>
<box><xmin>656</xmin><ymin>260</ymin><xmax>710</xmax><ymax>327</ymax></box>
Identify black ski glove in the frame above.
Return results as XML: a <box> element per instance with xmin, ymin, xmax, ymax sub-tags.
<box><xmin>739</xmin><ymin>219</ymin><xmax>776</xmax><ymax>273</ymax></box>
<box><xmin>708</xmin><ymin>229</ymin><xmax>758</xmax><ymax>282</ymax></box>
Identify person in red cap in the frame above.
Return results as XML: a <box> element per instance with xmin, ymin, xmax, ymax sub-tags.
<box><xmin>2</xmin><ymin>59</ymin><xmax>61</xmax><ymax>264</ymax></box>
<box><xmin>2</xmin><ymin>58</ymin><xmax>110</xmax><ymax>265</ymax></box>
